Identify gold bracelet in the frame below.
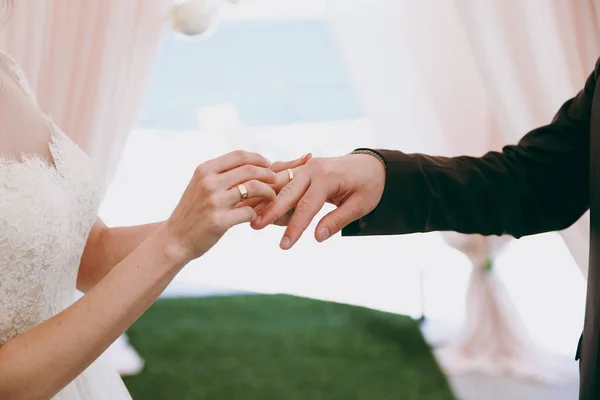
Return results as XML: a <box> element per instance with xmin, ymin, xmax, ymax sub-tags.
<box><xmin>350</xmin><ymin>149</ymin><xmax>387</xmax><ymax>170</ymax></box>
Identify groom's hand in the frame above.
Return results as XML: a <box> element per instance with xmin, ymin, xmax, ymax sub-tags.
<box><xmin>251</xmin><ymin>153</ymin><xmax>386</xmax><ymax>250</ymax></box>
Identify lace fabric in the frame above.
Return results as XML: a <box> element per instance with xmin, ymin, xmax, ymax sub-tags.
<box><xmin>0</xmin><ymin>52</ymin><xmax>130</xmax><ymax>400</ymax></box>
<box><xmin>0</xmin><ymin>51</ymin><xmax>102</xmax><ymax>344</ymax></box>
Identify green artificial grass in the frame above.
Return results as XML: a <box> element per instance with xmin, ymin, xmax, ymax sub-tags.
<box><xmin>124</xmin><ymin>294</ymin><xmax>456</xmax><ymax>400</ymax></box>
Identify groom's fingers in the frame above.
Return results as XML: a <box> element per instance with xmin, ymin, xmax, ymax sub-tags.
<box><xmin>270</xmin><ymin>153</ymin><xmax>312</xmax><ymax>173</ymax></box>
<box><xmin>251</xmin><ymin>200</ymin><xmax>270</xmax><ymax>215</ymax></box>
<box><xmin>315</xmin><ymin>195</ymin><xmax>365</xmax><ymax>242</ymax></box>
<box><xmin>280</xmin><ymin>184</ymin><xmax>328</xmax><ymax>250</ymax></box>
<box><xmin>251</xmin><ymin>174</ymin><xmax>310</xmax><ymax>230</ymax></box>
<box><xmin>272</xmin><ymin>168</ymin><xmax>298</xmax><ymax>191</ymax></box>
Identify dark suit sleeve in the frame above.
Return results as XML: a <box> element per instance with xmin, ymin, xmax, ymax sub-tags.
<box><xmin>343</xmin><ymin>60</ymin><xmax>599</xmax><ymax>239</ymax></box>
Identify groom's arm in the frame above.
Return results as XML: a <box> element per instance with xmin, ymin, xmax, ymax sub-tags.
<box><xmin>343</xmin><ymin>60</ymin><xmax>598</xmax><ymax>239</ymax></box>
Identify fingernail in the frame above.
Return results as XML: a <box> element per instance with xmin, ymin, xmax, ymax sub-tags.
<box><xmin>300</xmin><ymin>153</ymin><xmax>309</xmax><ymax>159</ymax></box>
<box><xmin>319</xmin><ymin>228</ymin><xmax>330</xmax><ymax>242</ymax></box>
<box><xmin>255</xmin><ymin>216</ymin><xmax>263</xmax><ymax>225</ymax></box>
<box><xmin>280</xmin><ymin>236</ymin><xmax>291</xmax><ymax>249</ymax></box>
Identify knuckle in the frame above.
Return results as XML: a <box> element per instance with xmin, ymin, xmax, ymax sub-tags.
<box><xmin>354</xmin><ymin>199</ymin><xmax>366</xmax><ymax>214</ymax></box>
<box><xmin>280</xmin><ymin>185</ymin><xmax>294</xmax><ymax>197</ymax></box>
<box><xmin>260</xmin><ymin>166</ymin><xmax>274</xmax><ymax>178</ymax></box>
<box><xmin>329</xmin><ymin>214</ymin><xmax>346</xmax><ymax>230</ymax></box>
<box><xmin>247</xmin><ymin>179</ymin><xmax>262</xmax><ymax>189</ymax></box>
<box><xmin>194</xmin><ymin>164</ymin><xmax>208</xmax><ymax>178</ymax></box>
<box><xmin>232</xmin><ymin>149</ymin><xmax>245</xmax><ymax>159</ymax></box>
<box><xmin>248</xmin><ymin>151</ymin><xmax>262</xmax><ymax>160</ymax></box>
<box><xmin>236</xmin><ymin>150</ymin><xmax>251</xmax><ymax>163</ymax></box>
<box><xmin>242</xmin><ymin>164</ymin><xmax>256</xmax><ymax>176</ymax></box>
<box><xmin>200</xmin><ymin>176</ymin><xmax>218</xmax><ymax>193</ymax></box>
<box><xmin>295</xmin><ymin>199</ymin><xmax>313</xmax><ymax>213</ymax></box>
<box><xmin>254</xmin><ymin>166</ymin><xmax>271</xmax><ymax>179</ymax></box>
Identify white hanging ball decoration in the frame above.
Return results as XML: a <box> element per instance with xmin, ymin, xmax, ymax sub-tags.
<box><xmin>171</xmin><ymin>0</ymin><xmax>220</xmax><ymax>37</ymax></box>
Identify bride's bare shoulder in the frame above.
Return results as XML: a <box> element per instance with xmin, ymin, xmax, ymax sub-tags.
<box><xmin>0</xmin><ymin>66</ymin><xmax>54</xmax><ymax>163</ymax></box>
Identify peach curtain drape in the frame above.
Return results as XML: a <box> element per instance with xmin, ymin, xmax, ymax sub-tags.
<box><xmin>452</xmin><ymin>0</ymin><xmax>600</xmax><ymax>279</ymax></box>
<box><xmin>327</xmin><ymin>0</ymin><xmax>598</xmax><ymax>383</ymax></box>
<box><xmin>0</xmin><ymin>0</ymin><xmax>172</xmax><ymax>192</ymax></box>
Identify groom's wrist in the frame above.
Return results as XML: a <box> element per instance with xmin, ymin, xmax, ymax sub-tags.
<box><xmin>350</xmin><ymin>149</ymin><xmax>387</xmax><ymax>170</ymax></box>
<box><xmin>341</xmin><ymin>149</ymin><xmax>388</xmax><ymax>237</ymax></box>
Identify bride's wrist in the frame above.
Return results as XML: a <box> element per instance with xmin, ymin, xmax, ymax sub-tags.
<box><xmin>151</xmin><ymin>225</ymin><xmax>193</xmax><ymax>267</ymax></box>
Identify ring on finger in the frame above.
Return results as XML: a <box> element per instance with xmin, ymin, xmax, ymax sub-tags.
<box><xmin>237</xmin><ymin>183</ymin><xmax>248</xmax><ymax>200</ymax></box>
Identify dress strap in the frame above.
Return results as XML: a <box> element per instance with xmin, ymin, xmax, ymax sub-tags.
<box><xmin>0</xmin><ymin>50</ymin><xmax>38</xmax><ymax>104</ymax></box>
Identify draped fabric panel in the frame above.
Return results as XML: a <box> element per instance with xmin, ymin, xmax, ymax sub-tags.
<box><xmin>0</xmin><ymin>0</ymin><xmax>173</xmax><ymax>375</ymax></box>
<box><xmin>327</xmin><ymin>0</ymin><xmax>594</xmax><ymax>383</ymax></box>
<box><xmin>452</xmin><ymin>0</ymin><xmax>600</xmax><ymax>279</ymax></box>
<box><xmin>0</xmin><ymin>0</ymin><xmax>172</xmax><ymax>192</ymax></box>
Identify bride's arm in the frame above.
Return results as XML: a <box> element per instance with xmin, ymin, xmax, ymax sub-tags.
<box><xmin>77</xmin><ymin>219</ymin><xmax>164</xmax><ymax>292</ymax></box>
<box><xmin>0</xmin><ymin>230</ymin><xmax>186</xmax><ymax>399</ymax></box>
<box><xmin>0</xmin><ymin>151</ymin><xmax>275</xmax><ymax>400</ymax></box>
<box><xmin>77</xmin><ymin>154</ymin><xmax>313</xmax><ymax>293</ymax></box>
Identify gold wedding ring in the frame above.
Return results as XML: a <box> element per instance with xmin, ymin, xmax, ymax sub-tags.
<box><xmin>287</xmin><ymin>168</ymin><xmax>294</xmax><ymax>181</ymax></box>
<box><xmin>237</xmin><ymin>184</ymin><xmax>248</xmax><ymax>200</ymax></box>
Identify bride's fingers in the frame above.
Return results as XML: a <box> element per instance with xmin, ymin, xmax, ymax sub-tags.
<box><xmin>236</xmin><ymin>197</ymin><xmax>264</xmax><ymax>209</ymax></box>
<box><xmin>203</xmin><ymin>150</ymin><xmax>271</xmax><ymax>174</ymax></box>
<box><xmin>220</xmin><ymin>164</ymin><xmax>276</xmax><ymax>189</ymax></box>
<box><xmin>224</xmin><ymin>180</ymin><xmax>276</xmax><ymax>206</ymax></box>
<box><xmin>227</xmin><ymin>206</ymin><xmax>258</xmax><ymax>226</ymax></box>
<box><xmin>239</xmin><ymin>199</ymin><xmax>293</xmax><ymax>225</ymax></box>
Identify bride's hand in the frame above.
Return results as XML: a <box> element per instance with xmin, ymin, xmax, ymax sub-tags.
<box><xmin>163</xmin><ymin>150</ymin><xmax>276</xmax><ymax>263</ymax></box>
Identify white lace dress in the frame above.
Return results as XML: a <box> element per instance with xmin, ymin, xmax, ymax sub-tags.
<box><xmin>0</xmin><ymin>53</ymin><xmax>132</xmax><ymax>399</ymax></box>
